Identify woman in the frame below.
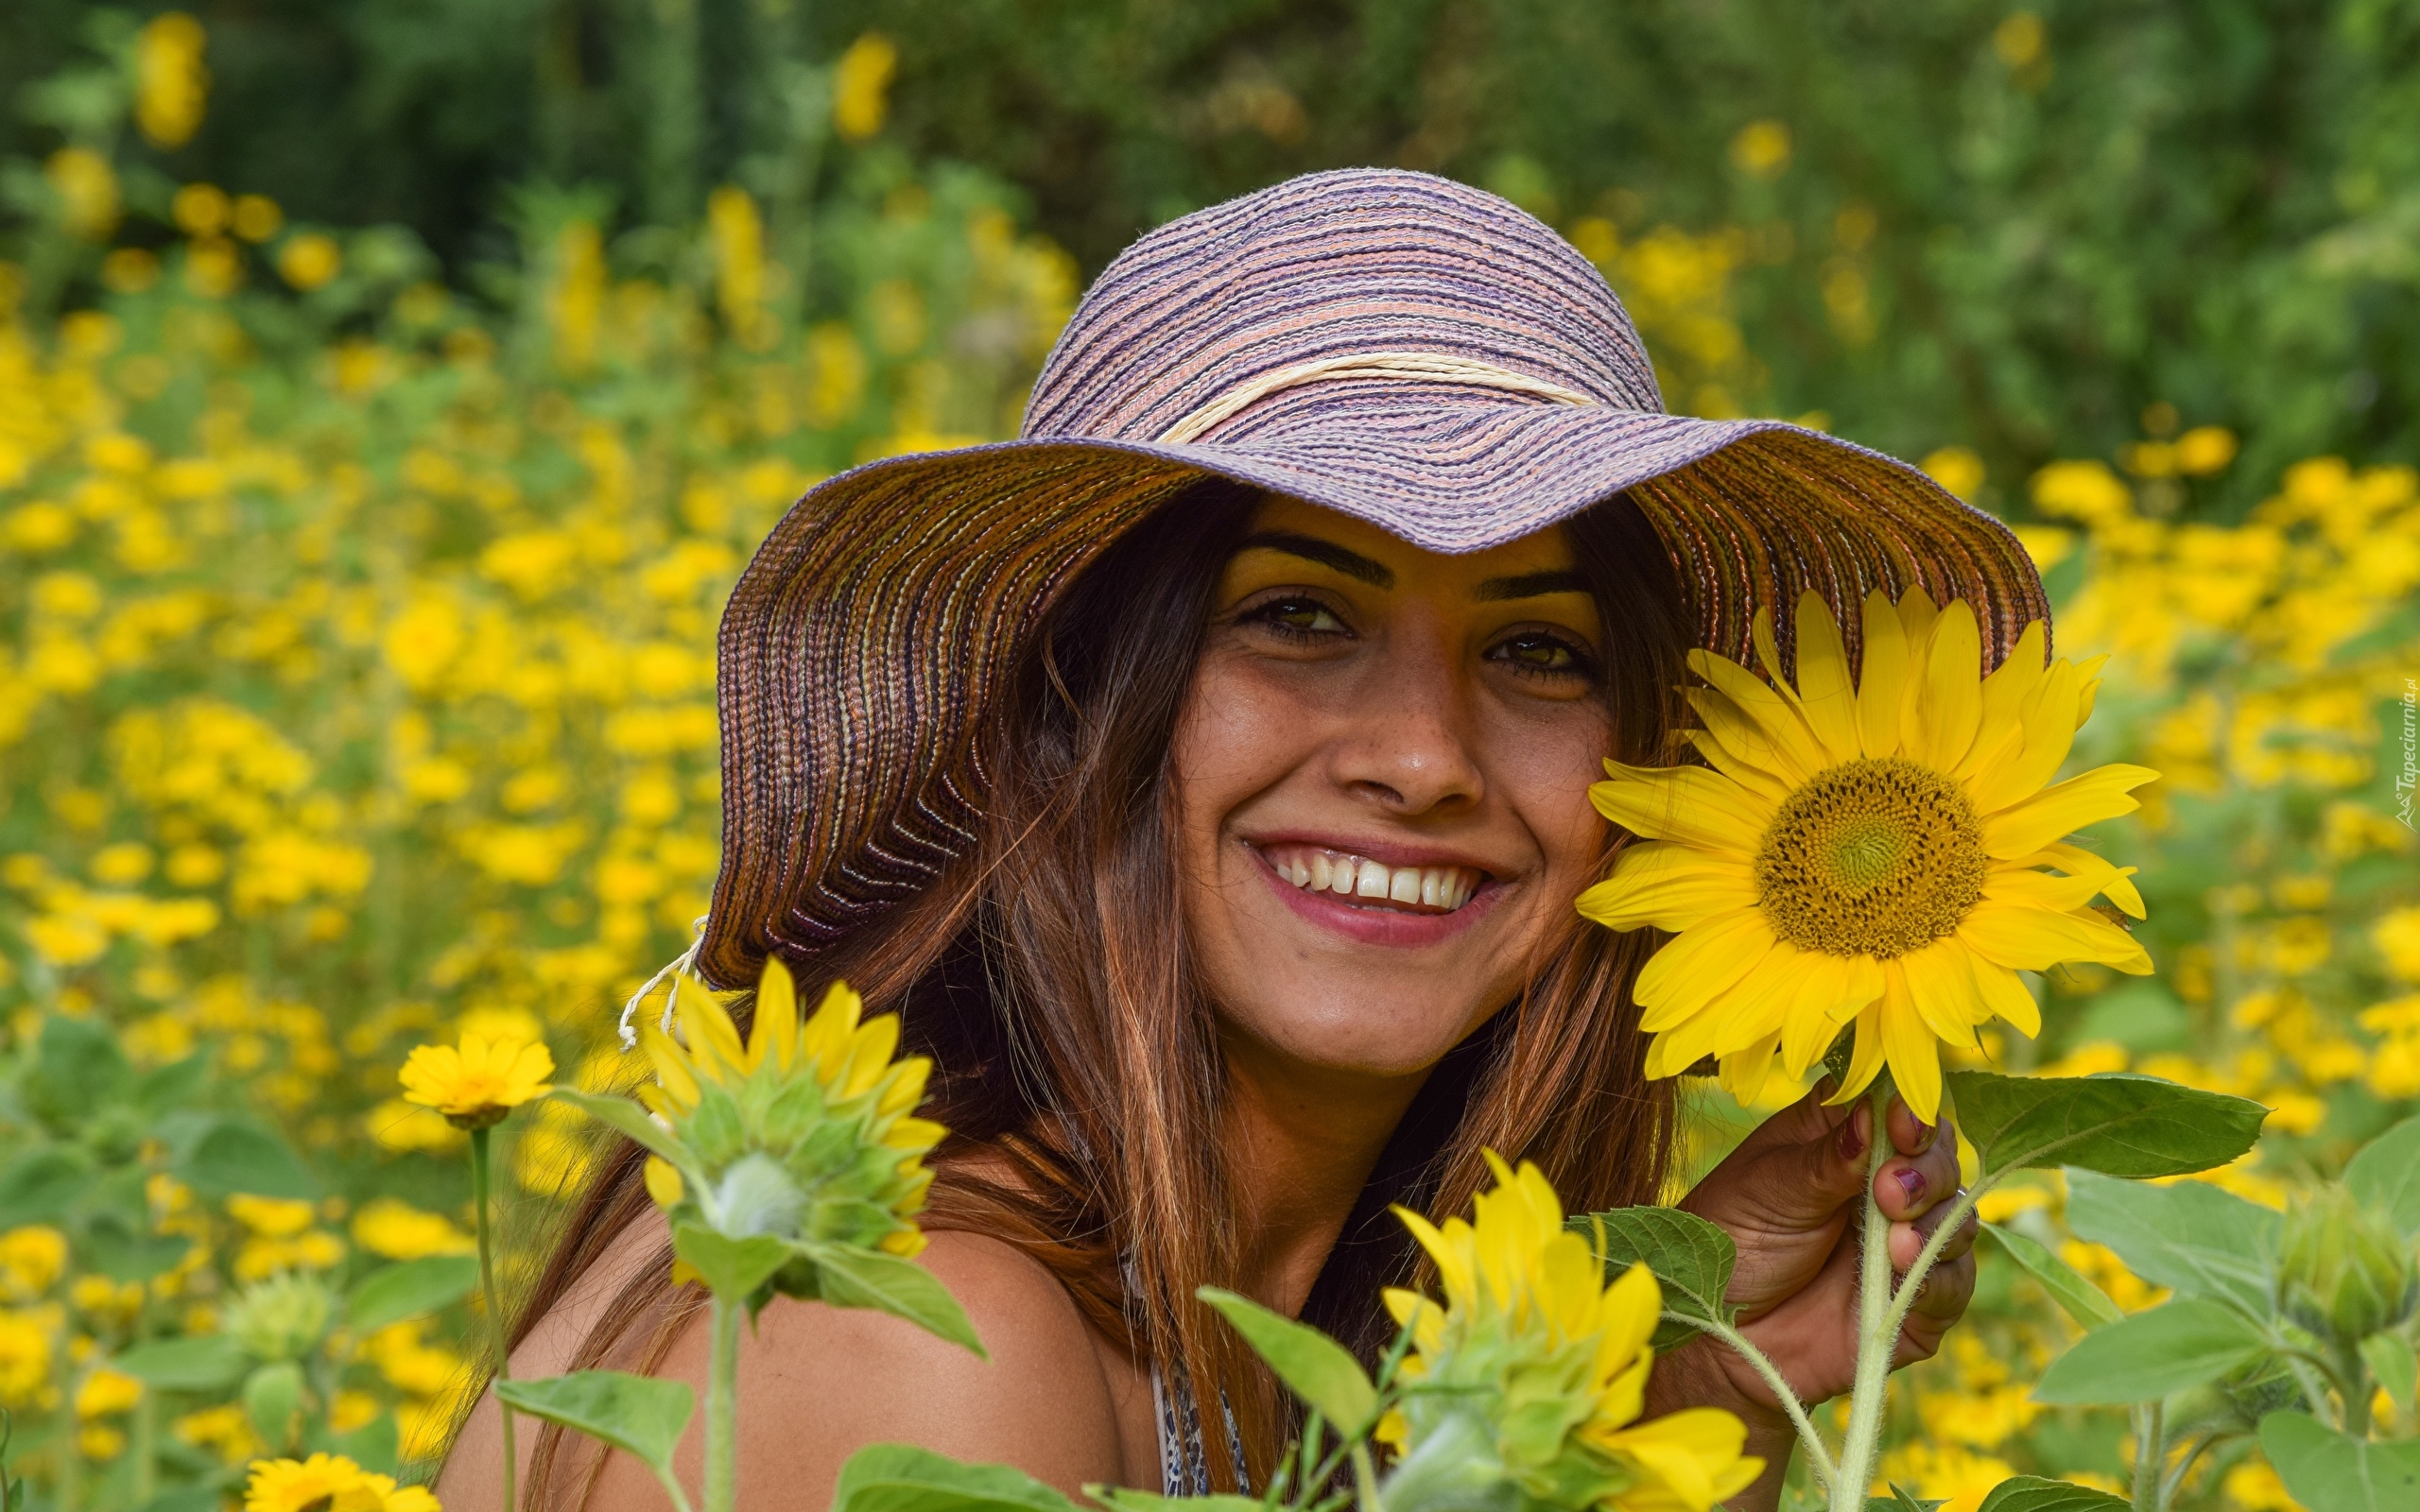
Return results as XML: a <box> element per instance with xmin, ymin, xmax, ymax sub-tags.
<box><xmin>441</xmin><ymin>169</ymin><xmax>2039</xmax><ymax>1512</ymax></box>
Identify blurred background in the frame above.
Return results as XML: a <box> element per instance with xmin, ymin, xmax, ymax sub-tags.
<box><xmin>0</xmin><ymin>6</ymin><xmax>2414</xmax><ymax>1509</ymax></box>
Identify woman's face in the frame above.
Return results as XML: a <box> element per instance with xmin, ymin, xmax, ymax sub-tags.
<box><xmin>1171</xmin><ymin>496</ymin><xmax>1618</xmax><ymax>1081</ymax></box>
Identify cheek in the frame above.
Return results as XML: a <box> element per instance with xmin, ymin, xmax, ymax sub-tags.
<box><xmin>1488</xmin><ymin>704</ymin><xmax>1616</xmax><ymax>881</ymax></box>
<box><xmin>1167</xmin><ymin>654</ymin><xmax>1318</xmax><ymax>842</ymax></box>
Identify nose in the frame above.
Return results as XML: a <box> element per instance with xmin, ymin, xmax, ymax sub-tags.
<box><xmin>1328</xmin><ymin>615</ymin><xmax>1485</xmax><ymax>816</ymax></box>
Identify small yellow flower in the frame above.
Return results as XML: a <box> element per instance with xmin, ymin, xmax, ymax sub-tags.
<box><xmin>242</xmin><ymin>1452</ymin><xmax>437</xmax><ymax>1512</ymax></box>
<box><xmin>351</xmin><ymin>1198</ymin><xmax>474</xmax><ymax>1261</ymax></box>
<box><xmin>399</xmin><ymin>1031</ymin><xmax>554</xmax><ymax>1128</ymax></box>
<box><xmin>76</xmin><ymin>1366</ymin><xmax>144</xmax><ymax>1418</ymax></box>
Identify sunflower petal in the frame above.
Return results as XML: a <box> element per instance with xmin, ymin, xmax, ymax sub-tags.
<box><xmin>674</xmin><ymin>974</ymin><xmax>748</xmax><ymax>1077</ymax></box>
<box><xmin>1683</xmin><ymin>689</ymin><xmax>1803</xmax><ymax>799</ymax></box>
<box><xmin>1965</xmin><ymin>658</ymin><xmax>2081</xmax><ymax>815</ymax></box>
<box><xmin>1971</xmin><ymin>958</ymin><xmax>2042</xmax><ymax>1039</ymax></box>
<box><xmin>1899</xmin><ymin>939</ymin><xmax>1985</xmax><ymax>1051</ymax></box>
<box><xmin>1983</xmin><ymin>867</ymin><xmax>2110</xmax><ymax>914</ymax></box>
<box><xmin>1792</xmin><ymin>591</ymin><xmax>1860</xmax><ymax>764</ymax></box>
<box><xmin>1576</xmin><ymin>843</ymin><xmax>1757</xmax><ymax>933</ymax></box>
<box><xmin>1912</xmin><ymin>600</ymin><xmax>1983</xmax><ymax>771</ymax></box>
<box><xmin>1856</xmin><ymin>590</ymin><xmax>1910</xmax><ymax>759</ymax></box>
<box><xmin>1983</xmin><ymin>764</ymin><xmax>2160</xmax><ymax>858</ymax></box>
<box><xmin>1826</xmin><ymin>999</ymin><xmax>1889</xmax><ymax>1106</ymax></box>
<box><xmin>1686</xmin><ymin>649</ymin><xmax>1828</xmax><ymax>774</ymax></box>
<box><xmin>750</xmin><ymin>955</ymin><xmax>800</xmax><ymax>1074</ymax></box>
<box><xmin>1591</xmin><ymin>766</ymin><xmax>1766</xmax><ymax>854</ymax></box>
<box><xmin>1959</xmin><ymin>620</ymin><xmax>2047</xmax><ymax>781</ymax></box>
<box><xmin>1959</xmin><ymin>899</ymin><xmax>2152</xmax><ymax>973</ymax></box>
<box><xmin>1634</xmin><ymin>909</ymin><xmax>1777</xmax><ymax>1022</ymax></box>
<box><xmin>2015</xmin><ymin>841</ymin><xmax>2147</xmax><ymax>919</ymax></box>
<box><xmin>1878</xmin><ymin>965</ymin><xmax>1945</xmax><ymax>1123</ymax></box>
<box><xmin>1716</xmin><ymin>1035</ymin><xmax>1784</xmax><ymax>1109</ymax></box>
<box><xmin>1779</xmin><ymin>954</ymin><xmax>1856</xmax><ymax>1079</ymax></box>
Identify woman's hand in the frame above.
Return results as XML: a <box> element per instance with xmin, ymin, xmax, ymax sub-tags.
<box><xmin>1640</xmin><ymin>1084</ymin><xmax>1976</xmax><ymax>1505</ymax></box>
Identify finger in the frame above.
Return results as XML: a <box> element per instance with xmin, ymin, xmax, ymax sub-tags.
<box><xmin>1885</xmin><ymin>1095</ymin><xmax>1940</xmax><ymax>1156</ymax></box>
<box><xmin>1895</xmin><ymin>1255</ymin><xmax>1977</xmax><ymax>1367</ymax></box>
<box><xmin>1874</xmin><ymin>1129</ymin><xmax>1964</xmax><ymax>1222</ymax></box>
<box><xmin>1887</xmin><ymin>1189</ymin><xmax>1978</xmax><ymax>1270</ymax></box>
<box><xmin>1685</xmin><ymin>1091</ymin><xmax>1872</xmax><ymax>1228</ymax></box>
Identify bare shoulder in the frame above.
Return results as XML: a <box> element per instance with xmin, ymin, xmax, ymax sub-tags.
<box><xmin>440</xmin><ymin>1223</ymin><xmax>1151</xmax><ymax>1512</ymax></box>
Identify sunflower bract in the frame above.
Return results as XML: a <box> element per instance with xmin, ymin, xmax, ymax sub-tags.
<box><xmin>1377</xmin><ymin>1155</ymin><xmax>1762</xmax><ymax>1512</ymax></box>
<box><xmin>638</xmin><ymin>957</ymin><xmax>942</xmax><ymax>1271</ymax></box>
<box><xmin>1578</xmin><ymin>589</ymin><xmax>2157</xmax><ymax>1122</ymax></box>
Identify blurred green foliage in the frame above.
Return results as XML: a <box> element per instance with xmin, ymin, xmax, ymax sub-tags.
<box><xmin>5</xmin><ymin>1</ymin><xmax>2417</xmax><ymax>510</ymax></box>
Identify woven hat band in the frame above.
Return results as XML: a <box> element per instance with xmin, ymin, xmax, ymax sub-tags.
<box><xmin>1153</xmin><ymin>352</ymin><xmax>1599</xmax><ymax>445</ymax></box>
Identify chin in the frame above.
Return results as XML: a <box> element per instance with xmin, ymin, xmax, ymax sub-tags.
<box><xmin>1229</xmin><ymin>982</ymin><xmax>1491</xmax><ymax>1078</ymax></box>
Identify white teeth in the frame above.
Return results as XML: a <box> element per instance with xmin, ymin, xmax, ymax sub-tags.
<box><xmin>1263</xmin><ymin>846</ymin><xmax>1483</xmax><ymax>914</ymax></box>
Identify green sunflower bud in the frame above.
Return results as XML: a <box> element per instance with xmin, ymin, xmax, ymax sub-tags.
<box><xmin>2276</xmin><ymin>1185</ymin><xmax>2418</xmax><ymax>1344</ymax></box>
<box><xmin>223</xmin><ymin>1271</ymin><xmax>337</xmax><ymax>1363</ymax></box>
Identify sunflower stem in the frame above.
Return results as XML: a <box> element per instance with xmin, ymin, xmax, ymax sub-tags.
<box><xmin>1676</xmin><ymin>1313</ymin><xmax>1835</xmax><ymax>1493</ymax></box>
<box><xmin>705</xmin><ymin>1291</ymin><xmax>742</xmax><ymax>1512</ymax></box>
<box><xmin>1830</xmin><ymin>1078</ymin><xmax>1900</xmax><ymax>1512</ymax></box>
<box><xmin>473</xmin><ymin>1125</ymin><xmax>516</xmax><ymax>1512</ymax></box>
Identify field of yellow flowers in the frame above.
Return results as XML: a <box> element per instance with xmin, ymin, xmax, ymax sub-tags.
<box><xmin>2</xmin><ymin>17</ymin><xmax>2418</xmax><ymax>1512</ymax></box>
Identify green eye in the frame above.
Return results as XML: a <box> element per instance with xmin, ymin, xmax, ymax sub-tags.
<box><xmin>1257</xmin><ymin>598</ymin><xmax>1346</xmax><ymax>636</ymax></box>
<box><xmin>1493</xmin><ymin>631</ymin><xmax>1594</xmax><ymax>679</ymax></box>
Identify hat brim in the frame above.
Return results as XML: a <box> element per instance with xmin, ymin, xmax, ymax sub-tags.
<box><xmin>702</xmin><ymin>404</ymin><xmax>2046</xmax><ymax>983</ymax></box>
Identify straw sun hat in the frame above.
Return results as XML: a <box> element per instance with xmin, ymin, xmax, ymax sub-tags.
<box><xmin>687</xmin><ymin>167</ymin><xmax>2047</xmax><ymax>992</ymax></box>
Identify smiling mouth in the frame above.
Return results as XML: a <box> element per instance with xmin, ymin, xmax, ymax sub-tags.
<box><xmin>1254</xmin><ymin>843</ymin><xmax>1485</xmax><ymax>915</ymax></box>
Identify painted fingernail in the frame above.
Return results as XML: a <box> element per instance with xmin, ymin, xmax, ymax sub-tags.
<box><xmin>1839</xmin><ymin>1108</ymin><xmax>1870</xmax><ymax>1160</ymax></box>
<box><xmin>1895</xmin><ymin>1167</ymin><xmax>1927</xmax><ymax>1206</ymax></box>
<box><xmin>1911</xmin><ymin>1120</ymin><xmax>1937</xmax><ymax>1153</ymax></box>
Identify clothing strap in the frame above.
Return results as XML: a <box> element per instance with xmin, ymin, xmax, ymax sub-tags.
<box><xmin>1153</xmin><ymin>352</ymin><xmax>1598</xmax><ymax>445</ymax></box>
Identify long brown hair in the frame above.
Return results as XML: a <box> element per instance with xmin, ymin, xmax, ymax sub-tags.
<box><xmin>510</xmin><ymin>481</ymin><xmax>1691</xmax><ymax>1500</ymax></box>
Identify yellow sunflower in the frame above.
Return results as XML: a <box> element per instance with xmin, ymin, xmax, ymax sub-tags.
<box><xmin>1580</xmin><ymin>590</ymin><xmax>2154</xmax><ymax>1123</ymax></box>
<box><xmin>637</xmin><ymin>958</ymin><xmax>942</xmax><ymax>1258</ymax></box>
<box><xmin>1381</xmin><ymin>1155</ymin><xmax>1762</xmax><ymax>1512</ymax></box>
<box><xmin>397</xmin><ymin>1031</ymin><xmax>554</xmax><ymax>1129</ymax></box>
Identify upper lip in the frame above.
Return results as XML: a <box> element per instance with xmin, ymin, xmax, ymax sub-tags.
<box><xmin>1238</xmin><ymin>832</ymin><xmax>1510</xmax><ymax>881</ymax></box>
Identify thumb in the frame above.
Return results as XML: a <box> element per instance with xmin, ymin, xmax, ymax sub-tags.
<box><xmin>1687</xmin><ymin>1088</ymin><xmax>1873</xmax><ymax>1231</ymax></box>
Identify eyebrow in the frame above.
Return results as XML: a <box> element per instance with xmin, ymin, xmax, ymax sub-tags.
<box><xmin>1233</xmin><ymin>531</ymin><xmax>1394</xmax><ymax>588</ymax></box>
<box><xmin>1475</xmin><ymin>569</ymin><xmax>1590</xmax><ymax>601</ymax></box>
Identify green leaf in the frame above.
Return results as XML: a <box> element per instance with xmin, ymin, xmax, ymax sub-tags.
<box><xmin>329</xmin><ymin>1414</ymin><xmax>400</xmax><ymax>1476</ymax></box>
<box><xmin>112</xmin><ymin>1335</ymin><xmax>248</xmax><ymax>1392</ymax></box>
<box><xmin>1864</xmin><ymin>1488</ymin><xmax>1944</xmax><ymax>1512</ymax></box>
<box><xmin>0</xmin><ymin>1146</ymin><xmax>92</xmax><ymax>1227</ymax></box>
<box><xmin>550</xmin><ymin>1090</ymin><xmax>700</xmax><ymax>1177</ymax></box>
<box><xmin>2346</xmin><ymin>1117</ymin><xmax>2420</xmax><ymax>1239</ymax></box>
<box><xmin>1196</xmin><ymin>1286</ymin><xmax>1377</xmax><ymax>1435</ymax></box>
<box><xmin>1983</xmin><ymin>1223</ymin><xmax>2123</xmax><ymax>1331</ymax></box>
<box><xmin>1947</xmin><ymin>1070</ymin><xmax>2265</xmax><ymax>1178</ymax></box>
<box><xmin>346</xmin><ymin>1255</ymin><xmax>481</xmax><ymax>1335</ymax></box>
<box><xmin>181</xmin><ymin>1121</ymin><xmax>315</xmax><ymax>1200</ymax></box>
<box><xmin>244</xmin><ymin>1361</ymin><xmax>305</xmax><ymax>1449</ymax></box>
<box><xmin>2031</xmin><ymin>1298</ymin><xmax>2271</xmax><ymax>1405</ymax></box>
<box><xmin>1973</xmin><ymin>1476</ymin><xmax>2133</xmax><ymax>1512</ymax></box>
<box><xmin>2363</xmin><ymin>1332</ymin><xmax>2418</xmax><ymax>1423</ymax></box>
<box><xmin>2259</xmin><ymin>1410</ymin><xmax>2420</xmax><ymax>1511</ymax></box>
<box><xmin>1088</xmin><ymin>1489</ymin><xmax>1259</xmax><ymax>1512</ymax></box>
<box><xmin>130</xmin><ymin>1056</ymin><xmax>211</xmax><ymax>1118</ymax></box>
<box><xmin>1571</xmin><ymin>1206</ymin><xmax>1737</xmax><ymax>1350</ymax></box>
<box><xmin>26</xmin><ymin>1017</ymin><xmax>131</xmax><ymax>1126</ymax></box>
<box><xmin>811</xmin><ymin>1245</ymin><xmax>987</xmax><ymax>1359</ymax></box>
<box><xmin>670</xmin><ymin>1223</ymin><xmax>791</xmax><ymax>1301</ymax></box>
<box><xmin>81</xmin><ymin>1212</ymin><xmax>195</xmax><ymax>1282</ymax></box>
<box><xmin>495</xmin><ymin>1371</ymin><xmax>696</xmax><ymax>1483</ymax></box>
<box><xmin>830</xmin><ymin>1444</ymin><xmax>1077</xmax><ymax>1512</ymax></box>
<box><xmin>2064</xmin><ymin>1170</ymin><xmax>2277</xmax><ymax>1315</ymax></box>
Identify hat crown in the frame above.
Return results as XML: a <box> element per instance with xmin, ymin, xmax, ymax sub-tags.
<box><xmin>1021</xmin><ymin>168</ymin><xmax>1666</xmax><ymax>444</ymax></box>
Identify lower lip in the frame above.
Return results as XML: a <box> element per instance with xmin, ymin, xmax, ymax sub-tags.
<box><xmin>1251</xmin><ymin>848</ymin><xmax>1503</xmax><ymax>949</ymax></box>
